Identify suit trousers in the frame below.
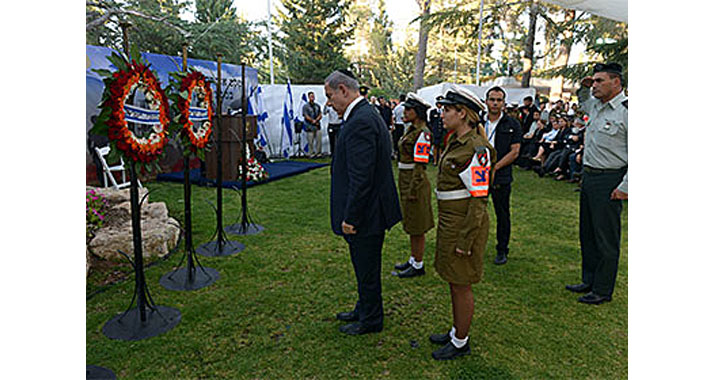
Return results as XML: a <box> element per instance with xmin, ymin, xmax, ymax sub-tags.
<box><xmin>491</xmin><ymin>183</ymin><xmax>512</xmax><ymax>256</ymax></box>
<box><xmin>579</xmin><ymin>168</ymin><xmax>626</xmax><ymax>297</ymax></box>
<box><xmin>345</xmin><ymin>232</ymin><xmax>385</xmax><ymax>329</ymax></box>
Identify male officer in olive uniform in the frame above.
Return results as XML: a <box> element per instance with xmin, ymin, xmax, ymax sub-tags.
<box><xmin>565</xmin><ymin>62</ymin><xmax>628</xmax><ymax>305</ymax></box>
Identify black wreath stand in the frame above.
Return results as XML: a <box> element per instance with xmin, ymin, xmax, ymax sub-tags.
<box><xmin>102</xmin><ymin>24</ymin><xmax>181</xmax><ymax>341</ymax></box>
<box><xmin>160</xmin><ymin>44</ymin><xmax>219</xmax><ymax>291</ymax></box>
<box><xmin>197</xmin><ymin>53</ymin><xmax>245</xmax><ymax>257</ymax></box>
<box><xmin>226</xmin><ymin>64</ymin><xmax>265</xmax><ymax>236</ymax></box>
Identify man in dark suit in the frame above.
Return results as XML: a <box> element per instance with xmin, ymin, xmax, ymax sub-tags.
<box><xmin>324</xmin><ymin>70</ymin><xmax>402</xmax><ymax>335</ymax></box>
<box><xmin>483</xmin><ymin>86</ymin><xmax>522</xmax><ymax>265</ymax></box>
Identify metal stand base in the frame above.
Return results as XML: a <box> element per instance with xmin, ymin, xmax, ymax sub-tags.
<box><xmin>86</xmin><ymin>365</ymin><xmax>116</xmax><ymax>380</ymax></box>
<box><xmin>102</xmin><ymin>305</ymin><xmax>181</xmax><ymax>341</ymax></box>
<box><xmin>196</xmin><ymin>240</ymin><xmax>245</xmax><ymax>257</ymax></box>
<box><xmin>159</xmin><ymin>266</ymin><xmax>219</xmax><ymax>291</ymax></box>
<box><xmin>226</xmin><ymin>223</ymin><xmax>264</xmax><ymax>236</ymax></box>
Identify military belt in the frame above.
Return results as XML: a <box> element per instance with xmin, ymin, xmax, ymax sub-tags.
<box><xmin>584</xmin><ymin>166</ymin><xmax>627</xmax><ymax>174</ymax></box>
<box><xmin>435</xmin><ymin>189</ymin><xmax>470</xmax><ymax>200</ymax></box>
<box><xmin>398</xmin><ymin>162</ymin><xmax>415</xmax><ymax>170</ymax></box>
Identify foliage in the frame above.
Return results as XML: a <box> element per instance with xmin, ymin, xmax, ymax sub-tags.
<box><xmin>276</xmin><ymin>0</ymin><xmax>354</xmax><ymax>84</ymax></box>
<box><xmin>87</xmin><ymin>164</ymin><xmax>627</xmax><ymax>378</ymax></box>
<box><xmin>86</xmin><ymin>188</ymin><xmax>109</xmax><ymax>239</ymax></box>
<box><xmin>86</xmin><ymin>0</ymin><xmax>259</xmax><ymax>65</ymax></box>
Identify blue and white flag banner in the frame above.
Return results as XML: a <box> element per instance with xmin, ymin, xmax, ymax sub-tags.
<box><xmin>123</xmin><ymin>104</ymin><xmax>161</xmax><ymax>125</ymax></box>
<box><xmin>253</xmin><ymin>86</ymin><xmax>270</xmax><ymax>148</ymax></box>
<box><xmin>188</xmin><ymin>107</ymin><xmax>209</xmax><ymax>122</ymax></box>
<box><xmin>280</xmin><ymin>80</ymin><xmax>295</xmax><ymax>158</ymax></box>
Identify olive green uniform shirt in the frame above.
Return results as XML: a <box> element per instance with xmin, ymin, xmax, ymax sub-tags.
<box><xmin>579</xmin><ymin>89</ymin><xmax>628</xmax><ymax>193</ymax></box>
<box><xmin>434</xmin><ymin>128</ymin><xmax>496</xmax><ymax>285</ymax></box>
<box><xmin>397</xmin><ymin>121</ymin><xmax>435</xmax><ymax>235</ymax></box>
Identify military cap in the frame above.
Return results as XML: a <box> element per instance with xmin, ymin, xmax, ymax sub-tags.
<box><xmin>359</xmin><ymin>85</ymin><xmax>369</xmax><ymax>96</ymax></box>
<box><xmin>403</xmin><ymin>92</ymin><xmax>432</xmax><ymax>112</ymax></box>
<box><xmin>593</xmin><ymin>62</ymin><xmax>623</xmax><ymax>75</ymax></box>
<box><xmin>436</xmin><ymin>85</ymin><xmax>486</xmax><ymax>113</ymax></box>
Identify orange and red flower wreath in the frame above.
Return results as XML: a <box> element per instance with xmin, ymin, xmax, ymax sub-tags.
<box><xmin>99</xmin><ymin>60</ymin><xmax>214</xmax><ymax>163</ymax></box>
<box><xmin>102</xmin><ymin>61</ymin><xmax>171</xmax><ymax>163</ymax></box>
<box><xmin>175</xmin><ymin>70</ymin><xmax>214</xmax><ymax>152</ymax></box>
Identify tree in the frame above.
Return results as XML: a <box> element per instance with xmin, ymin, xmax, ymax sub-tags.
<box><xmin>413</xmin><ymin>0</ymin><xmax>431</xmax><ymax>90</ymax></box>
<box><xmin>276</xmin><ymin>0</ymin><xmax>353</xmax><ymax>83</ymax></box>
<box><xmin>86</xmin><ymin>0</ymin><xmax>259</xmax><ymax>66</ymax></box>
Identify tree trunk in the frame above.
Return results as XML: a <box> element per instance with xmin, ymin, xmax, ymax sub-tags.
<box><xmin>521</xmin><ymin>1</ymin><xmax>538</xmax><ymax>88</ymax></box>
<box><xmin>413</xmin><ymin>0</ymin><xmax>430</xmax><ymax>91</ymax></box>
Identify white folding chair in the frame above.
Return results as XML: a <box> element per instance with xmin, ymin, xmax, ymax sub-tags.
<box><xmin>94</xmin><ymin>146</ymin><xmax>142</xmax><ymax>190</ymax></box>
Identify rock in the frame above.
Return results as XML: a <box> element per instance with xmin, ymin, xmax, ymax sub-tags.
<box><xmin>87</xmin><ymin>187</ymin><xmax>180</xmax><ymax>262</ymax></box>
<box><xmin>87</xmin><ymin>247</ymin><xmax>91</xmax><ymax>277</ymax></box>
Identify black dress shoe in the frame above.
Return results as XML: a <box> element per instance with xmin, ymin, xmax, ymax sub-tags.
<box><xmin>336</xmin><ymin>310</ymin><xmax>358</xmax><ymax>322</ymax></box>
<box><xmin>565</xmin><ymin>283</ymin><xmax>591</xmax><ymax>293</ymax></box>
<box><xmin>394</xmin><ymin>261</ymin><xmax>411</xmax><ymax>271</ymax></box>
<box><xmin>339</xmin><ymin>322</ymin><xmax>382</xmax><ymax>335</ymax></box>
<box><xmin>429</xmin><ymin>331</ymin><xmax>451</xmax><ymax>345</ymax></box>
<box><xmin>494</xmin><ymin>253</ymin><xmax>507</xmax><ymax>265</ymax></box>
<box><xmin>578</xmin><ymin>292</ymin><xmax>612</xmax><ymax>305</ymax></box>
<box><xmin>397</xmin><ymin>266</ymin><xmax>425</xmax><ymax>278</ymax></box>
<box><xmin>432</xmin><ymin>341</ymin><xmax>470</xmax><ymax>360</ymax></box>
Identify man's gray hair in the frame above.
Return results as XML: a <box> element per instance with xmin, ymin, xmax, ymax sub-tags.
<box><xmin>325</xmin><ymin>71</ymin><xmax>359</xmax><ymax>91</ymax></box>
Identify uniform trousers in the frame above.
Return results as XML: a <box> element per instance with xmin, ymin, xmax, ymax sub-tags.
<box><xmin>345</xmin><ymin>232</ymin><xmax>385</xmax><ymax>329</ymax></box>
<box><xmin>579</xmin><ymin>167</ymin><xmax>626</xmax><ymax>297</ymax></box>
<box><xmin>491</xmin><ymin>183</ymin><xmax>512</xmax><ymax>256</ymax></box>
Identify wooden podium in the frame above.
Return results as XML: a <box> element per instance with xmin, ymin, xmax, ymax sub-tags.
<box><xmin>205</xmin><ymin>114</ymin><xmax>257</xmax><ymax>181</ymax></box>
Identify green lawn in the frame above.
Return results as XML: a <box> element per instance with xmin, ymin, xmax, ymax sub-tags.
<box><xmin>86</xmin><ymin>160</ymin><xmax>627</xmax><ymax>379</ymax></box>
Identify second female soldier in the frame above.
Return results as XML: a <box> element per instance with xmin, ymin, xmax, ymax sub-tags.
<box><xmin>428</xmin><ymin>86</ymin><xmax>495</xmax><ymax>360</ymax></box>
<box><xmin>393</xmin><ymin>93</ymin><xmax>435</xmax><ymax>278</ymax></box>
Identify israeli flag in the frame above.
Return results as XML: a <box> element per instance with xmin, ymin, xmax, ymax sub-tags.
<box><xmin>296</xmin><ymin>92</ymin><xmax>309</xmax><ymax>154</ymax></box>
<box><xmin>249</xmin><ymin>86</ymin><xmax>270</xmax><ymax>148</ymax></box>
<box><xmin>280</xmin><ymin>80</ymin><xmax>295</xmax><ymax>158</ymax></box>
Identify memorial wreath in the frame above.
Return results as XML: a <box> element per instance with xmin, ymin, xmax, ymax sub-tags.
<box><xmin>93</xmin><ymin>50</ymin><xmax>170</xmax><ymax>166</ymax></box>
<box><xmin>169</xmin><ymin>69</ymin><xmax>214</xmax><ymax>157</ymax></box>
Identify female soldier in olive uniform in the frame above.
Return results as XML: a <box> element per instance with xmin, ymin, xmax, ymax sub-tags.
<box><xmin>393</xmin><ymin>93</ymin><xmax>435</xmax><ymax>278</ymax></box>
<box><xmin>428</xmin><ymin>86</ymin><xmax>495</xmax><ymax>361</ymax></box>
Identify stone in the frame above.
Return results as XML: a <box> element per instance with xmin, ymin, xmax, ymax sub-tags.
<box><xmin>87</xmin><ymin>187</ymin><xmax>180</xmax><ymax>262</ymax></box>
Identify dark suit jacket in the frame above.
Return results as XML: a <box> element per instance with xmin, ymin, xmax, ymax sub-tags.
<box><xmin>330</xmin><ymin>99</ymin><xmax>402</xmax><ymax>237</ymax></box>
<box><xmin>492</xmin><ymin>114</ymin><xmax>523</xmax><ymax>185</ymax></box>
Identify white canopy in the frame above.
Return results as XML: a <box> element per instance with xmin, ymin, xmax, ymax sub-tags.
<box><xmin>417</xmin><ymin>83</ymin><xmax>537</xmax><ymax>109</ymax></box>
<box><xmin>541</xmin><ymin>0</ymin><xmax>627</xmax><ymax>23</ymax></box>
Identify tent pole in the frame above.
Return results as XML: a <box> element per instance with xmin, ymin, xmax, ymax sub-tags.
<box><xmin>268</xmin><ymin>0</ymin><xmax>275</xmax><ymax>85</ymax></box>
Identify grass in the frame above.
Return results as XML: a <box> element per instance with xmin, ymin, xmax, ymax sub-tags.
<box><xmin>86</xmin><ymin>160</ymin><xmax>627</xmax><ymax>379</ymax></box>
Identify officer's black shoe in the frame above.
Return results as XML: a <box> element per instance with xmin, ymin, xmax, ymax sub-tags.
<box><xmin>394</xmin><ymin>261</ymin><xmax>411</xmax><ymax>271</ymax></box>
<box><xmin>336</xmin><ymin>310</ymin><xmax>358</xmax><ymax>322</ymax></box>
<box><xmin>429</xmin><ymin>331</ymin><xmax>451</xmax><ymax>345</ymax></box>
<box><xmin>431</xmin><ymin>341</ymin><xmax>471</xmax><ymax>360</ymax></box>
<box><xmin>339</xmin><ymin>322</ymin><xmax>382</xmax><ymax>335</ymax></box>
<box><xmin>565</xmin><ymin>283</ymin><xmax>591</xmax><ymax>293</ymax></box>
<box><xmin>494</xmin><ymin>253</ymin><xmax>507</xmax><ymax>265</ymax></box>
<box><xmin>577</xmin><ymin>292</ymin><xmax>612</xmax><ymax>305</ymax></box>
<box><xmin>397</xmin><ymin>266</ymin><xmax>425</xmax><ymax>278</ymax></box>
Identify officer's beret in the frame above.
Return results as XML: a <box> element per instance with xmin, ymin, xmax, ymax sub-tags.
<box><xmin>436</xmin><ymin>85</ymin><xmax>486</xmax><ymax>113</ymax></box>
<box><xmin>593</xmin><ymin>62</ymin><xmax>623</xmax><ymax>75</ymax></box>
<box><xmin>359</xmin><ymin>85</ymin><xmax>369</xmax><ymax>96</ymax></box>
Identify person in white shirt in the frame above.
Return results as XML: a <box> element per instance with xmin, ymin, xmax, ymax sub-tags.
<box><xmin>324</xmin><ymin>102</ymin><xmax>341</xmax><ymax>156</ymax></box>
